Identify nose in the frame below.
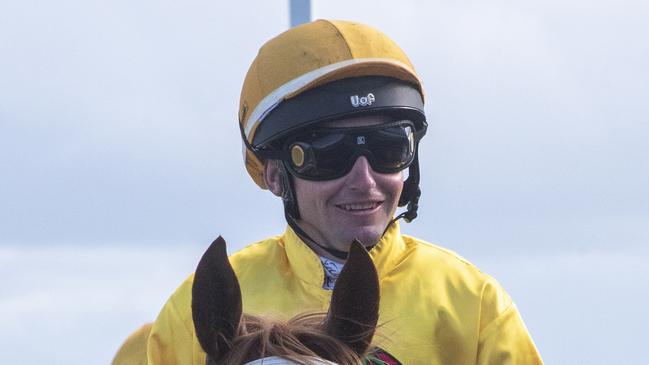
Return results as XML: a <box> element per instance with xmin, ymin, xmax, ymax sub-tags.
<box><xmin>344</xmin><ymin>156</ymin><xmax>377</xmax><ymax>190</ymax></box>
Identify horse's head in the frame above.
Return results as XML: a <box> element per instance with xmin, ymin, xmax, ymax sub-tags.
<box><xmin>191</xmin><ymin>236</ymin><xmax>380</xmax><ymax>365</ymax></box>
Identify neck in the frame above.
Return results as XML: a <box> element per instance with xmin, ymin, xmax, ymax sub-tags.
<box><xmin>284</xmin><ymin>209</ymin><xmax>366</xmax><ymax>261</ymax></box>
<box><xmin>286</xmin><ymin>217</ymin><xmax>351</xmax><ymax>261</ymax></box>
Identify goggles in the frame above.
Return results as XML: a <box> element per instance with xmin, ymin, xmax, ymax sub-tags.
<box><xmin>264</xmin><ymin>120</ymin><xmax>419</xmax><ymax>181</ymax></box>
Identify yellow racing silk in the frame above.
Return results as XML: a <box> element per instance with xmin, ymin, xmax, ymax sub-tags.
<box><xmin>147</xmin><ymin>223</ymin><xmax>543</xmax><ymax>365</ymax></box>
<box><xmin>112</xmin><ymin>323</ymin><xmax>152</xmax><ymax>365</ymax></box>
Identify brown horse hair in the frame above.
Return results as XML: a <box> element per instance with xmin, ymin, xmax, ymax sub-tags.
<box><xmin>213</xmin><ymin>312</ymin><xmax>373</xmax><ymax>365</ymax></box>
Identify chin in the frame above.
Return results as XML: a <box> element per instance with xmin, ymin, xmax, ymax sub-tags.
<box><xmin>347</xmin><ymin>227</ymin><xmax>383</xmax><ymax>247</ymax></box>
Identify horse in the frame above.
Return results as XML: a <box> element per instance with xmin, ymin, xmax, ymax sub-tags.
<box><xmin>191</xmin><ymin>236</ymin><xmax>385</xmax><ymax>365</ymax></box>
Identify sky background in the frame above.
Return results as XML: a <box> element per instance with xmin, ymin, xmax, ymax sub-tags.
<box><xmin>1</xmin><ymin>0</ymin><xmax>648</xmax><ymax>364</ymax></box>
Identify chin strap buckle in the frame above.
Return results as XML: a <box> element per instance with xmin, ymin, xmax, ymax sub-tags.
<box><xmin>402</xmin><ymin>187</ymin><xmax>421</xmax><ymax>223</ymax></box>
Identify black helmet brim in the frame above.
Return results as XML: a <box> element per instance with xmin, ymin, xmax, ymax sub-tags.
<box><xmin>252</xmin><ymin>76</ymin><xmax>426</xmax><ymax>148</ymax></box>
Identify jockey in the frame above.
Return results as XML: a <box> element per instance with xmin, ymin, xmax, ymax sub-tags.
<box><xmin>137</xmin><ymin>19</ymin><xmax>543</xmax><ymax>364</ymax></box>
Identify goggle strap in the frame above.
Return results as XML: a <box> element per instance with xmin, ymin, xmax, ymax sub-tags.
<box><xmin>256</xmin><ymin>149</ymin><xmax>286</xmax><ymax>160</ymax></box>
<box><xmin>278</xmin><ymin>162</ymin><xmax>299</xmax><ymax>218</ymax></box>
<box><xmin>239</xmin><ymin>119</ymin><xmax>290</xmax><ymax>163</ymax></box>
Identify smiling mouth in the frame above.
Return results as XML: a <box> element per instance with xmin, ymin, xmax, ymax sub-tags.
<box><xmin>336</xmin><ymin>201</ymin><xmax>382</xmax><ymax>212</ymax></box>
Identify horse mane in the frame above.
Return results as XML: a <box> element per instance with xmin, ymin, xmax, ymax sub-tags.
<box><xmin>192</xmin><ymin>236</ymin><xmax>380</xmax><ymax>365</ymax></box>
<box><xmin>215</xmin><ymin>313</ymin><xmax>368</xmax><ymax>365</ymax></box>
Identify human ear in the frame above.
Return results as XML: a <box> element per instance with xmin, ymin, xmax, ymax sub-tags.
<box><xmin>263</xmin><ymin>160</ymin><xmax>283</xmax><ymax>197</ymax></box>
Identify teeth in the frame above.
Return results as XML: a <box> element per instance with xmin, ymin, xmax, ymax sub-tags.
<box><xmin>341</xmin><ymin>202</ymin><xmax>378</xmax><ymax>211</ymax></box>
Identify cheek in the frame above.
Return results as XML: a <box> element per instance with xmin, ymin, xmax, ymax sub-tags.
<box><xmin>379</xmin><ymin>172</ymin><xmax>405</xmax><ymax>199</ymax></box>
<box><xmin>293</xmin><ymin>179</ymin><xmax>340</xmax><ymax>211</ymax></box>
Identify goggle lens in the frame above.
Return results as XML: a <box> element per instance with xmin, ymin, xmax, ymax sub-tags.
<box><xmin>284</xmin><ymin>121</ymin><xmax>417</xmax><ymax>180</ymax></box>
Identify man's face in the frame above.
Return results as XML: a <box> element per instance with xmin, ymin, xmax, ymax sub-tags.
<box><xmin>293</xmin><ymin>115</ymin><xmax>404</xmax><ymax>252</ymax></box>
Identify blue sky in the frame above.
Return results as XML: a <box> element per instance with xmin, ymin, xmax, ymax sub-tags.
<box><xmin>1</xmin><ymin>0</ymin><xmax>648</xmax><ymax>364</ymax></box>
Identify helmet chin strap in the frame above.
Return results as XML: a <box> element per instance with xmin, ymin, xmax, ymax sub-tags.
<box><xmin>279</xmin><ymin>161</ymin><xmax>422</xmax><ymax>261</ymax></box>
<box><xmin>382</xmin><ymin>186</ymin><xmax>421</xmax><ymax>236</ymax></box>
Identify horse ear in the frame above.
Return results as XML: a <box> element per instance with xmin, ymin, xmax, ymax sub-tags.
<box><xmin>191</xmin><ymin>236</ymin><xmax>242</xmax><ymax>361</ymax></box>
<box><xmin>324</xmin><ymin>240</ymin><xmax>380</xmax><ymax>355</ymax></box>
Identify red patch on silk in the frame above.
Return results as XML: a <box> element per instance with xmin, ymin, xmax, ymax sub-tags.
<box><xmin>367</xmin><ymin>347</ymin><xmax>402</xmax><ymax>365</ymax></box>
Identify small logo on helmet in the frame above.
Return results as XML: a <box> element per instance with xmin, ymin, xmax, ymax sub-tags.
<box><xmin>357</xmin><ymin>136</ymin><xmax>366</xmax><ymax>145</ymax></box>
<box><xmin>350</xmin><ymin>93</ymin><xmax>376</xmax><ymax>107</ymax></box>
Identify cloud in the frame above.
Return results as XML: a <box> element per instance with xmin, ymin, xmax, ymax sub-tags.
<box><xmin>0</xmin><ymin>244</ymin><xmax>199</xmax><ymax>364</ymax></box>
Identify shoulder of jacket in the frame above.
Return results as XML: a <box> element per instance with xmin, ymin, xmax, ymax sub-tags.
<box><xmin>154</xmin><ymin>235</ymin><xmax>287</xmax><ymax>325</ymax></box>
<box><xmin>400</xmin><ymin>234</ymin><xmax>490</xmax><ymax>278</ymax></box>
<box><xmin>400</xmin><ymin>234</ymin><xmax>512</xmax><ymax>308</ymax></box>
<box><xmin>229</xmin><ymin>234</ymin><xmax>285</xmax><ymax>262</ymax></box>
<box><xmin>161</xmin><ymin>235</ymin><xmax>283</xmax><ymax>302</ymax></box>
